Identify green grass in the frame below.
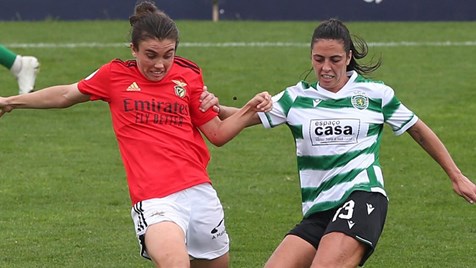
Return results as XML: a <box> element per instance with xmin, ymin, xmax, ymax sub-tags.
<box><xmin>1</xmin><ymin>20</ymin><xmax>476</xmax><ymax>267</ymax></box>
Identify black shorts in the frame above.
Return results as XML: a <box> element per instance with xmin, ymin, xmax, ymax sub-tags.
<box><xmin>288</xmin><ymin>191</ymin><xmax>388</xmax><ymax>266</ymax></box>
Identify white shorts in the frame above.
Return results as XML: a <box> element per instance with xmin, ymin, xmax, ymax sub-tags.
<box><xmin>131</xmin><ymin>183</ymin><xmax>229</xmax><ymax>260</ymax></box>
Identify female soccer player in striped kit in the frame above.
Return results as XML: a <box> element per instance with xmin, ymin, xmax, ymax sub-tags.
<box><xmin>205</xmin><ymin>18</ymin><xmax>476</xmax><ymax>268</ymax></box>
<box><xmin>0</xmin><ymin>1</ymin><xmax>271</xmax><ymax>267</ymax></box>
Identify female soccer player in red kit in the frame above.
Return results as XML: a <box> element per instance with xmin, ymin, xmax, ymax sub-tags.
<box><xmin>0</xmin><ymin>1</ymin><xmax>271</xmax><ymax>267</ymax></box>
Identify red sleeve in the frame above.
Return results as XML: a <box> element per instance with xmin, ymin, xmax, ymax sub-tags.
<box><xmin>178</xmin><ymin>60</ymin><xmax>218</xmax><ymax>127</ymax></box>
<box><xmin>77</xmin><ymin>62</ymin><xmax>112</xmax><ymax>102</ymax></box>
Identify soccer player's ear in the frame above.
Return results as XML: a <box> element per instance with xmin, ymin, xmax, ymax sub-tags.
<box><xmin>130</xmin><ymin>43</ymin><xmax>137</xmax><ymax>57</ymax></box>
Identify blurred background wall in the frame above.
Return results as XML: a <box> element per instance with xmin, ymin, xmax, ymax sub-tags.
<box><xmin>1</xmin><ymin>0</ymin><xmax>475</xmax><ymax>21</ymax></box>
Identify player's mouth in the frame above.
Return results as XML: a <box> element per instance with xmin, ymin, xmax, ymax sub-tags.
<box><xmin>149</xmin><ymin>70</ymin><xmax>165</xmax><ymax>79</ymax></box>
<box><xmin>320</xmin><ymin>74</ymin><xmax>335</xmax><ymax>83</ymax></box>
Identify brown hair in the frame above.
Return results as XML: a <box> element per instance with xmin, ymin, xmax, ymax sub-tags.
<box><xmin>311</xmin><ymin>18</ymin><xmax>381</xmax><ymax>75</ymax></box>
<box><xmin>129</xmin><ymin>1</ymin><xmax>179</xmax><ymax>49</ymax></box>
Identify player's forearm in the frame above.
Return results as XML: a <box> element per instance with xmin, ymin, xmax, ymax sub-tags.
<box><xmin>218</xmin><ymin>105</ymin><xmax>261</xmax><ymax>126</ymax></box>
<box><xmin>217</xmin><ymin>105</ymin><xmax>239</xmax><ymax>120</ymax></box>
<box><xmin>208</xmin><ymin>104</ymin><xmax>257</xmax><ymax>147</ymax></box>
<box><xmin>408</xmin><ymin>120</ymin><xmax>462</xmax><ymax>180</ymax></box>
<box><xmin>5</xmin><ymin>85</ymin><xmax>80</xmax><ymax>109</ymax></box>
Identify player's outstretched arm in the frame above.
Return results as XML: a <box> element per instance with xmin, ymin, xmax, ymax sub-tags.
<box><xmin>407</xmin><ymin>119</ymin><xmax>476</xmax><ymax>204</ymax></box>
<box><xmin>198</xmin><ymin>86</ymin><xmax>247</xmax><ymax>120</ymax></box>
<box><xmin>0</xmin><ymin>83</ymin><xmax>90</xmax><ymax>117</ymax></box>
<box><xmin>199</xmin><ymin>91</ymin><xmax>272</xmax><ymax>147</ymax></box>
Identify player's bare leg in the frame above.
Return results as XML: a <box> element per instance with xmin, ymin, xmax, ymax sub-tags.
<box><xmin>311</xmin><ymin>232</ymin><xmax>365</xmax><ymax>268</ymax></box>
<box><xmin>145</xmin><ymin>221</ymin><xmax>190</xmax><ymax>268</ymax></box>
<box><xmin>264</xmin><ymin>235</ymin><xmax>316</xmax><ymax>268</ymax></box>
<box><xmin>191</xmin><ymin>253</ymin><xmax>229</xmax><ymax>268</ymax></box>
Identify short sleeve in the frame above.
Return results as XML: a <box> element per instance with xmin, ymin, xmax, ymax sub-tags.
<box><xmin>77</xmin><ymin>62</ymin><xmax>112</xmax><ymax>102</ymax></box>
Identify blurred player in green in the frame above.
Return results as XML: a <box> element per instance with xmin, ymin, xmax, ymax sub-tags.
<box><xmin>0</xmin><ymin>44</ymin><xmax>39</xmax><ymax>94</ymax></box>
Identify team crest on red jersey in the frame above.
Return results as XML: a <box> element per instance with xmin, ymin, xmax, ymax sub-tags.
<box><xmin>172</xmin><ymin>80</ymin><xmax>187</xmax><ymax>98</ymax></box>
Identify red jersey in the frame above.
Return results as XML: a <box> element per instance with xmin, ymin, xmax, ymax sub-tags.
<box><xmin>77</xmin><ymin>57</ymin><xmax>218</xmax><ymax>205</ymax></box>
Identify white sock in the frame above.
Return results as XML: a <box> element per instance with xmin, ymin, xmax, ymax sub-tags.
<box><xmin>9</xmin><ymin>55</ymin><xmax>22</xmax><ymax>76</ymax></box>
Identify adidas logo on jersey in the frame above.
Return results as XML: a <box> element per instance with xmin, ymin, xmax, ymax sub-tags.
<box><xmin>127</xmin><ymin>82</ymin><xmax>141</xmax><ymax>91</ymax></box>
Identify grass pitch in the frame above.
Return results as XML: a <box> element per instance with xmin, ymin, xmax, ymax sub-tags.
<box><xmin>1</xmin><ymin>20</ymin><xmax>475</xmax><ymax>267</ymax></box>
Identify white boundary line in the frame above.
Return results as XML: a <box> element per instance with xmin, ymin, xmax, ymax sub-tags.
<box><xmin>5</xmin><ymin>41</ymin><xmax>476</xmax><ymax>49</ymax></box>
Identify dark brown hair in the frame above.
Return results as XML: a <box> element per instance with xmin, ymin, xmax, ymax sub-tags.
<box><xmin>129</xmin><ymin>1</ymin><xmax>179</xmax><ymax>49</ymax></box>
<box><xmin>311</xmin><ymin>18</ymin><xmax>381</xmax><ymax>75</ymax></box>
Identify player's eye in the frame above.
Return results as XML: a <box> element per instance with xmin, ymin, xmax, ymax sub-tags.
<box><xmin>331</xmin><ymin>56</ymin><xmax>342</xmax><ymax>63</ymax></box>
<box><xmin>314</xmin><ymin>56</ymin><xmax>324</xmax><ymax>63</ymax></box>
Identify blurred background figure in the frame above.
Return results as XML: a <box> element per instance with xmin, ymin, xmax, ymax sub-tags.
<box><xmin>0</xmin><ymin>44</ymin><xmax>39</xmax><ymax>94</ymax></box>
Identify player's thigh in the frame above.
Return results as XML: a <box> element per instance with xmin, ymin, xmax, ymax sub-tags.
<box><xmin>312</xmin><ymin>232</ymin><xmax>365</xmax><ymax>268</ymax></box>
<box><xmin>145</xmin><ymin>221</ymin><xmax>189</xmax><ymax>266</ymax></box>
<box><xmin>264</xmin><ymin>234</ymin><xmax>316</xmax><ymax>268</ymax></box>
<box><xmin>312</xmin><ymin>191</ymin><xmax>388</xmax><ymax>267</ymax></box>
<box><xmin>191</xmin><ymin>253</ymin><xmax>229</xmax><ymax>268</ymax></box>
<box><xmin>131</xmin><ymin>193</ymin><xmax>192</xmax><ymax>260</ymax></box>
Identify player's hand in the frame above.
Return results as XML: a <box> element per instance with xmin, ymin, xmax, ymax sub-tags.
<box><xmin>247</xmin><ymin>91</ymin><xmax>272</xmax><ymax>112</ymax></box>
<box><xmin>451</xmin><ymin>174</ymin><xmax>476</xmax><ymax>204</ymax></box>
<box><xmin>199</xmin><ymin>86</ymin><xmax>220</xmax><ymax>113</ymax></box>
<box><xmin>0</xmin><ymin>97</ymin><xmax>14</xmax><ymax>117</ymax></box>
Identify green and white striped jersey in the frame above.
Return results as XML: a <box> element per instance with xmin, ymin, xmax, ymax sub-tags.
<box><xmin>258</xmin><ymin>71</ymin><xmax>418</xmax><ymax>218</ymax></box>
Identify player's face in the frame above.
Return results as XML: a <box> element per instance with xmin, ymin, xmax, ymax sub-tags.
<box><xmin>311</xmin><ymin>39</ymin><xmax>351</xmax><ymax>93</ymax></box>
<box><xmin>132</xmin><ymin>38</ymin><xmax>176</xmax><ymax>82</ymax></box>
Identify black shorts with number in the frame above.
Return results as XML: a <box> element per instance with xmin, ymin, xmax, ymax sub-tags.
<box><xmin>288</xmin><ymin>191</ymin><xmax>388</xmax><ymax>266</ymax></box>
